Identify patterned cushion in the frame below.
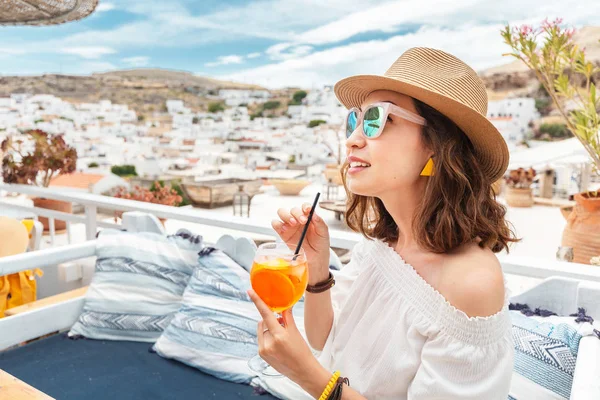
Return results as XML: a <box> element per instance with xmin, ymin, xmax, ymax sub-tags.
<box><xmin>509</xmin><ymin>311</ymin><xmax>583</xmax><ymax>400</ymax></box>
<box><xmin>68</xmin><ymin>230</ymin><xmax>203</xmax><ymax>342</ymax></box>
<box><xmin>153</xmin><ymin>247</ymin><xmax>305</xmax><ymax>384</ymax></box>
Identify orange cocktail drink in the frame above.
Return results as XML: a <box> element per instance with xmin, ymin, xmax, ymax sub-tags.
<box><xmin>250</xmin><ymin>243</ymin><xmax>308</xmax><ymax>313</ymax></box>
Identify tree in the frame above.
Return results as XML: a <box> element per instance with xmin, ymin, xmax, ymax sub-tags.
<box><xmin>502</xmin><ymin>19</ymin><xmax>600</xmax><ymax>171</ymax></box>
<box><xmin>137</xmin><ymin>114</ymin><xmax>145</xmax><ymax>122</ymax></box>
<box><xmin>208</xmin><ymin>102</ymin><xmax>225</xmax><ymax>113</ymax></box>
<box><xmin>293</xmin><ymin>90</ymin><xmax>307</xmax><ymax>103</ymax></box>
<box><xmin>192</xmin><ymin>116</ymin><xmax>200</xmax><ymax>124</ymax></box>
<box><xmin>1</xmin><ymin>129</ymin><xmax>77</xmax><ymax>187</ymax></box>
<box><xmin>88</xmin><ymin>162</ymin><xmax>99</xmax><ymax>168</ymax></box>
<box><xmin>534</xmin><ymin>98</ymin><xmax>552</xmax><ymax>116</ymax></box>
<box><xmin>289</xmin><ymin>90</ymin><xmax>307</xmax><ymax>105</ymax></box>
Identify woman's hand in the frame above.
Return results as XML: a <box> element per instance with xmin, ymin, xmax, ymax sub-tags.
<box><xmin>273</xmin><ymin>203</ymin><xmax>330</xmax><ymax>284</ymax></box>
<box><xmin>248</xmin><ymin>289</ymin><xmax>329</xmax><ymax>394</ymax></box>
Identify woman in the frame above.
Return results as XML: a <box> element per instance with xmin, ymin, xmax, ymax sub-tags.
<box><xmin>248</xmin><ymin>47</ymin><xmax>517</xmax><ymax>400</ymax></box>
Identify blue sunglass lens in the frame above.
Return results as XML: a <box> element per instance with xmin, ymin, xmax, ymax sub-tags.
<box><xmin>346</xmin><ymin>110</ymin><xmax>358</xmax><ymax>138</ymax></box>
<box><xmin>363</xmin><ymin>106</ymin><xmax>383</xmax><ymax>138</ymax></box>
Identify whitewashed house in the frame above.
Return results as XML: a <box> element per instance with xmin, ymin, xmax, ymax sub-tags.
<box><xmin>218</xmin><ymin>89</ymin><xmax>271</xmax><ymax>106</ymax></box>
<box><xmin>487</xmin><ymin>97</ymin><xmax>539</xmax><ymax>144</ymax></box>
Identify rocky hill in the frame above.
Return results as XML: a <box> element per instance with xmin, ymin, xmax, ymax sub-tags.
<box><xmin>481</xmin><ymin>26</ymin><xmax>600</xmax><ymax>97</ymax></box>
<box><xmin>0</xmin><ymin>68</ymin><xmax>264</xmax><ymax>115</ymax></box>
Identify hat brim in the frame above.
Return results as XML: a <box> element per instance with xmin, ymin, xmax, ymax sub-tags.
<box><xmin>334</xmin><ymin>75</ymin><xmax>509</xmax><ymax>182</ymax></box>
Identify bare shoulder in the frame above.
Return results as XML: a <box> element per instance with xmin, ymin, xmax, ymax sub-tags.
<box><xmin>438</xmin><ymin>243</ymin><xmax>505</xmax><ymax>318</ymax></box>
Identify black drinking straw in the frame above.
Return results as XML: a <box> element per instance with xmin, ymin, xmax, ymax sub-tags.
<box><xmin>293</xmin><ymin>192</ymin><xmax>321</xmax><ymax>260</ymax></box>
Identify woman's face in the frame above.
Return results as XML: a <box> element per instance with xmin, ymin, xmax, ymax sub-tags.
<box><xmin>345</xmin><ymin>90</ymin><xmax>432</xmax><ymax>198</ymax></box>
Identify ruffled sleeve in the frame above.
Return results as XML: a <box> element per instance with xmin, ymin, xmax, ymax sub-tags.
<box><xmin>407</xmin><ymin>319</ymin><xmax>514</xmax><ymax>399</ymax></box>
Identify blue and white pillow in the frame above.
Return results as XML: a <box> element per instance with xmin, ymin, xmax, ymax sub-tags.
<box><xmin>509</xmin><ymin>311</ymin><xmax>584</xmax><ymax>400</ymax></box>
<box><xmin>153</xmin><ymin>247</ymin><xmax>305</xmax><ymax>384</ymax></box>
<box><xmin>68</xmin><ymin>230</ymin><xmax>203</xmax><ymax>342</ymax></box>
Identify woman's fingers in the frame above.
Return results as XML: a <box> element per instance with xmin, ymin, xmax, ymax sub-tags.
<box><xmin>248</xmin><ymin>289</ymin><xmax>282</xmax><ymax>333</ymax></box>
<box><xmin>290</xmin><ymin>207</ymin><xmax>307</xmax><ymax>224</ymax></box>
<box><xmin>257</xmin><ymin>320</ymin><xmax>265</xmax><ymax>348</ymax></box>
<box><xmin>277</xmin><ymin>208</ymin><xmax>297</xmax><ymax>226</ymax></box>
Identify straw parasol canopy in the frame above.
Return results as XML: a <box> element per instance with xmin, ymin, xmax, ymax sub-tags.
<box><xmin>0</xmin><ymin>0</ymin><xmax>98</xmax><ymax>26</ymax></box>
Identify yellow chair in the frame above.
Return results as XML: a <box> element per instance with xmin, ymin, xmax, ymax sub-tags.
<box><xmin>0</xmin><ymin>217</ymin><xmax>43</xmax><ymax>318</ymax></box>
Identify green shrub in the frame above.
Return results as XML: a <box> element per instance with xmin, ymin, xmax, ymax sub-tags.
<box><xmin>88</xmin><ymin>162</ymin><xmax>99</xmax><ymax>168</ymax></box>
<box><xmin>262</xmin><ymin>100</ymin><xmax>281</xmax><ymax>110</ymax></box>
<box><xmin>539</xmin><ymin>123</ymin><xmax>570</xmax><ymax>138</ymax></box>
<box><xmin>111</xmin><ymin>164</ymin><xmax>138</xmax><ymax>177</ymax></box>
<box><xmin>308</xmin><ymin>119</ymin><xmax>327</xmax><ymax>128</ymax></box>
<box><xmin>535</xmin><ymin>98</ymin><xmax>551</xmax><ymax>115</ymax></box>
<box><xmin>208</xmin><ymin>102</ymin><xmax>225</xmax><ymax>113</ymax></box>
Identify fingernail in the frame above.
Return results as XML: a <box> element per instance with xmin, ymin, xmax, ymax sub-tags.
<box><xmin>299</xmin><ymin>216</ymin><xmax>307</xmax><ymax>223</ymax></box>
<box><xmin>290</xmin><ymin>218</ymin><xmax>297</xmax><ymax>225</ymax></box>
<box><xmin>281</xmin><ymin>225</ymin><xmax>287</xmax><ymax>232</ymax></box>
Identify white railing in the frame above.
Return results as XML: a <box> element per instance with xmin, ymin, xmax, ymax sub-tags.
<box><xmin>0</xmin><ymin>183</ymin><xmax>360</xmax><ymax>249</ymax></box>
<box><xmin>2</xmin><ymin>183</ymin><xmax>600</xmax><ymax>283</ymax></box>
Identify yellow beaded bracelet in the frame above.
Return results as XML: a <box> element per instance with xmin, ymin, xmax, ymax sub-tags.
<box><xmin>318</xmin><ymin>371</ymin><xmax>340</xmax><ymax>400</ymax></box>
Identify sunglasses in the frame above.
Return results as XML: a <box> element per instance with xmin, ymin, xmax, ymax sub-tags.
<box><xmin>345</xmin><ymin>102</ymin><xmax>427</xmax><ymax>139</ymax></box>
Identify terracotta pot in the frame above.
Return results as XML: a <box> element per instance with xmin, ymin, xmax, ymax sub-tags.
<box><xmin>505</xmin><ymin>187</ymin><xmax>534</xmax><ymax>207</ymax></box>
<box><xmin>560</xmin><ymin>205</ymin><xmax>573</xmax><ymax>221</ymax></box>
<box><xmin>32</xmin><ymin>198</ymin><xmax>72</xmax><ymax>232</ymax></box>
<box><xmin>561</xmin><ymin>192</ymin><xmax>600</xmax><ymax>264</ymax></box>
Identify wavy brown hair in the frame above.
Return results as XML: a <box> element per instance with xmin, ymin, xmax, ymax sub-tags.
<box><xmin>343</xmin><ymin>99</ymin><xmax>519</xmax><ymax>254</ymax></box>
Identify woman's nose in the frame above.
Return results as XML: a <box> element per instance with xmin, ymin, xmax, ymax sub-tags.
<box><xmin>345</xmin><ymin>122</ymin><xmax>366</xmax><ymax>149</ymax></box>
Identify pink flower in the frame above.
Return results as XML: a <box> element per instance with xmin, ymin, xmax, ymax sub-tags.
<box><xmin>542</xmin><ymin>18</ymin><xmax>551</xmax><ymax>30</ymax></box>
<box><xmin>565</xmin><ymin>28</ymin><xmax>576</xmax><ymax>39</ymax></box>
<box><xmin>519</xmin><ymin>25</ymin><xmax>533</xmax><ymax>36</ymax></box>
<box><xmin>553</xmin><ymin>17</ymin><xmax>564</xmax><ymax>25</ymax></box>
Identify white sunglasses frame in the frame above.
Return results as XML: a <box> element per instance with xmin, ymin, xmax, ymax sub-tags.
<box><xmin>345</xmin><ymin>102</ymin><xmax>427</xmax><ymax>139</ymax></box>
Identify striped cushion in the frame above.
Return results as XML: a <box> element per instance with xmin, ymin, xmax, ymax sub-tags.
<box><xmin>153</xmin><ymin>247</ymin><xmax>305</xmax><ymax>384</ymax></box>
<box><xmin>508</xmin><ymin>311</ymin><xmax>583</xmax><ymax>400</ymax></box>
<box><xmin>68</xmin><ymin>230</ymin><xmax>203</xmax><ymax>342</ymax></box>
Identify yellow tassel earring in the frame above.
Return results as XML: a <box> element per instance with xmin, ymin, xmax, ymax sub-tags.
<box><xmin>420</xmin><ymin>158</ymin><xmax>434</xmax><ymax>176</ymax></box>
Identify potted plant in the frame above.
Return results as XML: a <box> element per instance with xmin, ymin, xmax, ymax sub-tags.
<box><xmin>503</xmin><ymin>167</ymin><xmax>536</xmax><ymax>207</ymax></box>
<box><xmin>1</xmin><ymin>129</ymin><xmax>77</xmax><ymax>231</ymax></box>
<box><xmin>503</xmin><ymin>19</ymin><xmax>600</xmax><ymax>263</ymax></box>
<box><xmin>112</xmin><ymin>181</ymin><xmax>182</xmax><ymax>225</ymax></box>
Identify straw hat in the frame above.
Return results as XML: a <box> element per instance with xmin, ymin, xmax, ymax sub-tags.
<box><xmin>0</xmin><ymin>0</ymin><xmax>98</xmax><ymax>26</ymax></box>
<box><xmin>0</xmin><ymin>217</ymin><xmax>29</xmax><ymax>258</ymax></box>
<box><xmin>334</xmin><ymin>47</ymin><xmax>509</xmax><ymax>182</ymax></box>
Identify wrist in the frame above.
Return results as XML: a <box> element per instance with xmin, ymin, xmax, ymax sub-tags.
<box><xmin>294</xmin><ymin>359</ymin><xmax>332</xmax><ymax>399</ymax></box>
<box><xmin>308</xmin><ymin>262</ymin><xmax>330</xmax><ymax>285</ymax></box>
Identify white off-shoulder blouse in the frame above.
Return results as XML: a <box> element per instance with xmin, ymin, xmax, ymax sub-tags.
<box><xmin>260</xmin><ymin>238</ymin><xmax>514</xmax><ymax>400</ymax></box>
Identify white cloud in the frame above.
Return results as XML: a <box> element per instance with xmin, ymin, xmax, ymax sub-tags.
<box><xmin>122</xmin><ymin>56</ymin><xmax>150</xmax><ymax>67</ymax></box>
<box><xmin>266</xmin><ymin>43</ymin><xmax>314</xmax><ymax>60</ymax></box>
<box><xmin>247</xmin><ymin>52</ymin><xmax>261</xmax><ymax>59</ymax></box>
<box><xmin>295</xmin><ymin>0</ymin><xmax>479</xmax><ymax>45</ymax></box>
<box><xmin>96</xmin><ymin>2</ymin><xmax>116</xmax><ymax>12</ymax></box>
<box><xmin>60</xmin><ymin>46</ymin><xmax>117</xmax><ymax>59</ymax></box>
<box><xmin>205</xmin><ymin>55</ymin><xmax>245</xmax><ymax>67</ymax></box>
<box><xmin>218</xmin><ymin>0</ymin><xmax>600</xmax><ymax>88</ymax></box>
<box><xmin>220</xmin><ymin>24</ymin><xmax>520</xmax><ymax>88</ymax></box>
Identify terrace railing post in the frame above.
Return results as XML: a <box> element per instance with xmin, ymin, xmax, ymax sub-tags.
<box><xmin>85</xmin><ymin>205</ymin><xmax>98</xmax><ymax>241</ymax></box>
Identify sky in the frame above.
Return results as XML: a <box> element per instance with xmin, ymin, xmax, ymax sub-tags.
<box><xmin>0</xmin><ymin>0</ymin><xmax>598</xmax><ymax>89</ymax></box>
